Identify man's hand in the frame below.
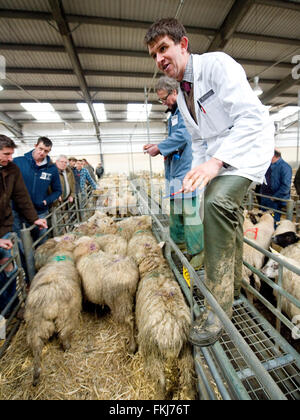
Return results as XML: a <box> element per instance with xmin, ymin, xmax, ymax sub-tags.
<box><xmin>68</xmin><ymin>196</ymin><xmax>74</xmax><ymax>203</ymax></box>
<box><xmin>34</xmin><ymin>218</ymin><xmax>48</xmax><ymax>230</ymax></box>
<box><xmin>0</xmin><ymin>238</ymin><xmax>13</xmax><ymax>250</ymax></box>
<box><xmin>182</xmin><ymin>158</ymin><xmax>223</xmax><ymax>192</ymax></box>
<box><xmin>143</xmin><ymin>144</ymin><xmax>160</xmax><ymax>157</ymax></box>
<box><xmin>43</xmin><ymin>200</ymin><xmax>47</xmax><ymax>206</ymax></box>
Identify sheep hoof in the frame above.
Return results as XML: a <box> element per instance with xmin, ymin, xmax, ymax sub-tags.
<box><xmin>32</xmin><ymin>369</ymin><xmax>41</xmax><ymax>387</ymax></box>
<box><xmin>128</xmin><ymin>340</ymin><xmax>137</xmax><ymax>354</ymax></box>
<box><xmin>61</xmin><ymin>341</ymin><xmax>71</xmax><ymax>352</ymax></box>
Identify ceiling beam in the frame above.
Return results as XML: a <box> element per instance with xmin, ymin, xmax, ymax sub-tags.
<box><xmin>5</xmin><ymin>67</ymin><xmax>158</xmax><ymax>79</ymax></box>
<box><xmin>1</xmin><ymin>85</ymin><xmax>159</xmax><ymax>93</ymax></box>
<box><xmin>5</xmin><ymin>66</ymin><xmax>288</xmax><ymax>80</ymax></box>
<box><xmin>1</xmin><ymin>43</ymin><xmax>297</xmax><ymax>68</ymax></box>
<box><xmin>255</xmin><ymin>0</ymin><xmax>300</xmax><ymax>12</ymax></box>
<box><xmin>0</xmin><ymin>99</ymin><xmax>157</xmax><ymax>105</ymax></box>
<box><xmin>233</xmin><ymin>32</ymin><xmax>300</xmax><ymax>47</ymax></box>
<box><xmin>48</xmin><ymin>0</ymin><xmax>103</xmax><ymax>157</ymax></box>
<box><xmin>2</xmin><ymin>78</ymin><xmax>282</xmax><ymax>92</ymax></box>
<box><xmin>207</xmin><ymin>0</ymin><xmax>253</xmax><ymax>52</ymax></box>
<box><xmin>0</xmin><ymin>111</ymin><xmax>23</xmax><ymax>137</ymax></box>
<box><xmin>260</xmin><ymin>74</ymin><xmax>300</xmax><ymax>104</ymax></box>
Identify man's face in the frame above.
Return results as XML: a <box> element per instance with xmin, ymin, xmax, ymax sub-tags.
<box><xmin>157</xmin><ymin>89</ymin><xmax>177</xmax><ymax>108</ymax></box>
<box><xmin>148</xmin><ymin>35</ymin><xmax>189</xmax><ymax>81</ymax></box>
<box><xmin>56</xmin><ymin>157</ymin><xmax>68</xmax><ymax>171</ymax></box>
<box><xmin>33</xmin><ymin>142</ymin><xmax>51</xmax><ymax>163</ymax></box>
<box><xmin>76</xmin><ymin>161</ymin><xmax>83</xmax><ymax>170</ymax></box>
<box><xmin>69</xmin><ymin>159</ymin><xmax>76</xmax><ymax>168</ymax></box>
<box><xmin>0</xmin><ymin>147</ymin><xmax>14</xmax><ymax>166</ymax></box>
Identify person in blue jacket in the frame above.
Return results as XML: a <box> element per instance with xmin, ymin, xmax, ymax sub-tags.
<box><xmin>260</xmin><ymin>149</ymin><xmax>292</xmax><ymax>223</ymax></box>
<box><xmin>13</xmin><ymin>137</ymin><xmax>62</xmax><ymax>244</ymax></box>
<box><xmin>144</xmin><ymin>76</ymin><xmax>204</xmax><ymax>270</ymax></box>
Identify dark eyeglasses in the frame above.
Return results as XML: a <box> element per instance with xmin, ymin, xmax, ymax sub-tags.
<box><xmin>158</xmin><ymin>92</ymin><xmax>171</xmax><ymax>104</ymax></box>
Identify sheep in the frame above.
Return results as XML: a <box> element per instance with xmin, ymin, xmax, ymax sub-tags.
<box><xmin>127</xmin><ymin>229</ymin><xmax>160</xmax><ymax>266</ymax></box>
<box><xmin>135</xmin><ymin>258</ymin><xmax>195</xmax><ymax>400</ymax></box>
<box><xmin>25</xmin><ymin>241</ymin><xmax>81</xmax><ymax>386</ymax></box>
<box><xmin>116</xmin><ymin>215</ymin><xmax>152</xmax><ymax>241</ymax></box>
<box><xmin>34</xmin><ymin>234</ymin><xmax>77</xmax><ymax>270</ymax></box>
<box><xmin>242</xmin><ymin>213</ymin><xmax>275</xmax><ymax>296</ymax></box>
<box><xmin>271</xmin><ymin>220</ymin><xmax>299</xmax><ymax>249</ymax></box>
<box><xmin>93</xmin><ymin>233</ymin><xmax>127</xmax><ymax>256</ymax></box>
<box><xmin>74</xmin><ymin>238</ymin><xmax>139</xmax><ymax>353</ymax></box>
<box><xmin>261</xmin><ymin>254</ymin><xmax>300</xmax><ymax>322</ymax></box>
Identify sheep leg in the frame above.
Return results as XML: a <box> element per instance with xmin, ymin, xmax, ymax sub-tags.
<box><xmin>31</xmin><ymin>336</ymin><xmax>44</xmax><ymax>386</ymax></box>
<box><xmin>177</xmin><ymin>345</ymin><xmax>196</xmax><ymax>400</ymax></box>
<box><xmin>125</xmin><ymin>314</ymin><xmax>137</xmax><ymax>354</ymax></box>
<box><xmin>58</xmin><ymin>322</ymin><xmax>73</xmax><ymax>352</ymax></box>
<box><xmin>145</xmin><ymin>352</ymin><xmax>166</xmax><ymax>399</ymax></box>
<box><xmin>253</xmin><ymin>273</ymin><xmax>261</xmax><ymax>291</ymax></box>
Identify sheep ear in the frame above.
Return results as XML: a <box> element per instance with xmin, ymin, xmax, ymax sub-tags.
<box><xmin>270</xmin><ymin>247</ymin><xmax>280</xmax><ymax>255</ymax></box>
<box><xmin>158</xmin><ymin>241</ymin><xmax>165</xmax><ymax>248</ymax></box>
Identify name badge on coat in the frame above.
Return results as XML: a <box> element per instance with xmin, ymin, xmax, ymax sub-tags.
<box><xmin>171</xmin><ymin>115</ymin><xmax>178</xmax><ymax>126</ymax></box>
<box><xmin>40</xmin><ymin>172</ymin><xmax>52</xmax><ymax>181</ymax></box>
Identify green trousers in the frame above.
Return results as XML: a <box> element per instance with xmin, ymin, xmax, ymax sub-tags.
<box><xmin>204</xmin><ymin>175</ymin><xmax>251</xmax><ymax>317</ymax></box>
<box><xmin>169</xmin><ymin>196</ymin><xmax>204</xmax><ymax>256</ymax></box>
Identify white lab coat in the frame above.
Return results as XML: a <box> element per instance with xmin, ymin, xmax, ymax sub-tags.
<box><xmin>177</xmin><ymin>52</ymin><xmax>275</xmax><ymax>183</ymax></box>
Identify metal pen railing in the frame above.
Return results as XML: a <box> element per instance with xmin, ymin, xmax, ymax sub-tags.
<box><xmin>132</xmin><ymin>183</ymin><xmax>288</xmax><ymax>400</ymax></box>
<box><xmin>0</xmin><ymin>233</ymin><xmax>26</xmax><ymax>358</ymax></box>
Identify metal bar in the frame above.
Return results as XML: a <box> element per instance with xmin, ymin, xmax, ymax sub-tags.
<box><xmin>134</xmin><ymin>185</ymin><xmax>288</xmax><ymax>400</ymax></box>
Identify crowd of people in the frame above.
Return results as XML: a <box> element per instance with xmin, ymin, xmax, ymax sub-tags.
<box><xmin>0</xmin><ymin>134</ymin><xmax>103</xmax><ymax>318</ymax></box>
<box><xmin>1</xmin><ymin>17</ymin><xmax>299</xmax><ymax>350</ymax></box>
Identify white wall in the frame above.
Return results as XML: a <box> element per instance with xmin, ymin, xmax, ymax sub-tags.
<box><xmin>1</xmin><ymin>120</ymin><xmax>167</xmax><ymax>174</ymax></box>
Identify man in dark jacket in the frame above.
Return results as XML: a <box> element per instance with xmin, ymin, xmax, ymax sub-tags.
<box><xmin>0</xmin><ymin>135</ymin><xmax>47</xmax><ymax>314</ymax></box>
<box><xmin>96</xmin><ymin>162</ymin><xmax>104</xmax><ymax>180</ymax></box>
<box><xmin>294</xmin><ymin>165</ymin><xmax>300</xmax><ymax>196</ymax></box>
<box><xmin>13</xmin><ymin>137</ymin><xmax>61</xmax><ymax>243</ymax></box>
<box><xmin>260</xmin><ymin>149</ymin><xmax>292</xmax><ymax>223</ymax></box>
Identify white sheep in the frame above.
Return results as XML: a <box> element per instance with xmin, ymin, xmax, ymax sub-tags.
<box><xmin>129</xmin><ymin>229</ymin><xmax>195</xmax><ymax>399</ymax></box>
<box><xmin>25</xmin><ymin>241</ymin><xmax>81</xmax><ymax>386</ymax></box>
<box><xmin>74</xmin><ymin>238</ymin><xmax>139</xmax><ymax>353</ymax></box>
<box><xmin>116</xmin><ymin>215</ymin><xmax>152</xmax><ymax>241</ymax></box>
<box><xmin>127</xmin><ymin>229</ymin><xmax>160</xmax><ymax>266</ymax></box>
<box><xmin>34</xmin><ymin>234</ymin><xmax>77</xmax><ymax>270</ymax></box>
<box><xmin>271</xmin><ymin>220</ymin><xmax>299</xmax><ymax>249</ymax></box>
<box><xmin>242</xmin><ymin>213</ymin><xmax>275</xmax><ymax>295</ymax></box>
<box><xmin>93</xmin><ymin>233</ymin><xmax>127</xmax><ymax>256</ymax></box>
<box><xmin>136</xmin><ymin>259</ymin><xmax>195</xmax><ymax>400</ymax></box>
<box><xmin>261</xmin><ymin>254</ymin><xmax>300</xmax><ymax>321</ymax></box>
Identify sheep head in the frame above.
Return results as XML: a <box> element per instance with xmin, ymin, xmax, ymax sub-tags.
<box><xmin>73</xmin><ymin>239</ymin><xmax>101</xmax><ymax>262</ymax></box>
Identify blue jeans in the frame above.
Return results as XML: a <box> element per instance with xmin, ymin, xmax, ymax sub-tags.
<box><xmin>0</xmin><ymin>233</ymin><xmax>18</xmax><ymax>317</ymax></box>
<box><xmin>260</xmin><ymin>197</ymin><xmax>282</xmax><ymax>223</ymax></box>
<box><xmin>13</xmin><ymin>210</ymin><xmax>49</xmax><ymax>282</ymax></box>
<box><xmin>13</xmin><ymin>209</ymin><xmax>49</xmax><ymax>247</ymax></box>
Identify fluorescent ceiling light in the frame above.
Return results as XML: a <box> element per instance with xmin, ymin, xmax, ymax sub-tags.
<box><xmin>63</xmin><ymin>123</ymin><xmax>70</xmax><ymax>133</ymax></box>
<box><xmin>253</xmin><ymin>76</ymin><xmax>263</xmax><ymax>97</ymax></box>
<box><xmin>76</xmin><ymin>103</ymin><xmax>107</xmax><ymax>121</ymax></box>
<box><xmin>127</xmin><ymin>104</ymin><xmax>152</xmax><ymax>121</ymax></box>
<box><xmin>21</xmin><ymin>102</ymin><xmax>61</xmax><ymax>121</ymax></box>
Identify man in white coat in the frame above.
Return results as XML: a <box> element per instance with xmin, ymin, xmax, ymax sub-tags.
<box><xmin>145</xmin><ymin>18</ymin><xmax>274</xmax><ymax>347</ymax></box>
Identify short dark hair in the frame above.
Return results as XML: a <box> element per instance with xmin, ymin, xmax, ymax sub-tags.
<box><xmin>274</xmin><ymin>150</ymin><xmax>281</xmax><ymax>158</ymax></box>
<box><xmin>0</xmin><ymin>134</ymin><xmax>17</xmax><ymax>151</ymax></box>
<box><xmin>144</xmin><ymin>18</ymin><xmax>191</xmax><ymax>53</ymax></box>
<box><xmin>37</xmin><ymin>136</ymin><xmax>52</xmax><ymax>148</ymax></box>
<box><xmin>68</xmin><ymin>157</ymin><xmax>77</xmax><ymax>162</ymax></box>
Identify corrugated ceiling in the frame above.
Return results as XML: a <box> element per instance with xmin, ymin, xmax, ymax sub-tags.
<box><xmin>0</xmin><ymin>0</ymin><xmax>299</xmax><ymax>132</ymax></box>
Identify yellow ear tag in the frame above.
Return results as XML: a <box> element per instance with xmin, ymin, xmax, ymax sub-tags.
<box><xmin>183</xmin><ymin>266</ymin><xmax>191</xmax><ymax>288</ymax></box>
